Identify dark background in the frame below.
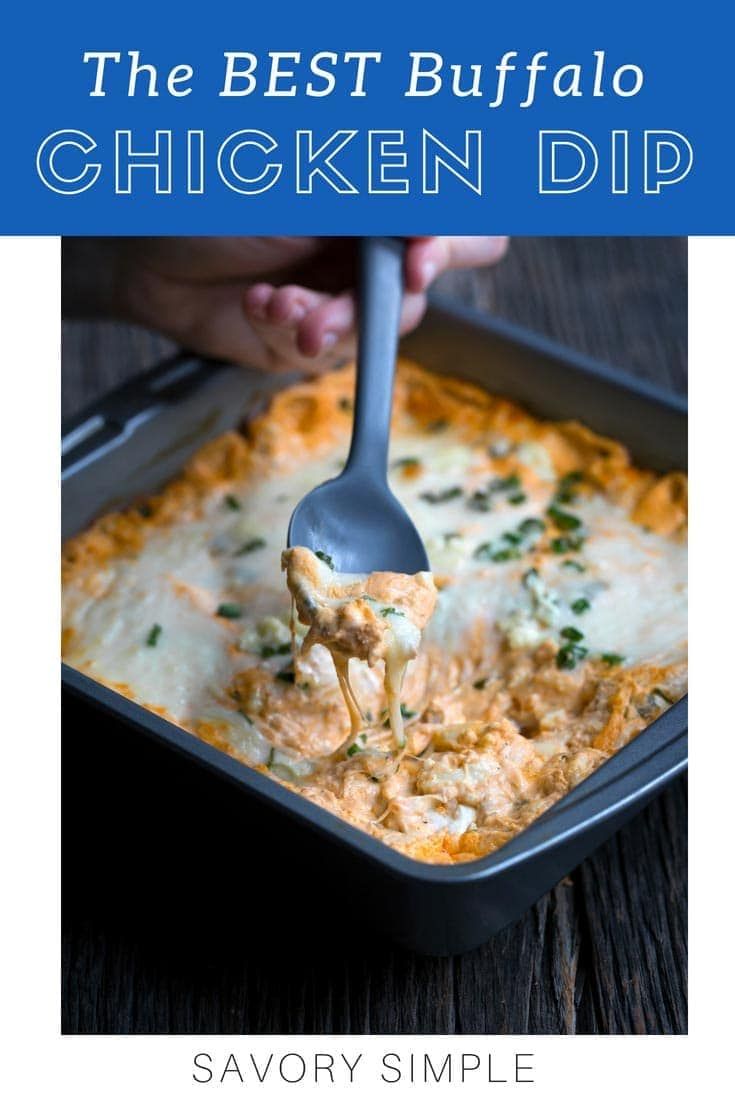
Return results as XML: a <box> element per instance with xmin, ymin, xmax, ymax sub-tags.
<box><xmin>62</xmin><ymin>237</ymin><xmax>687</xmax><ymax>1034</ymax></box>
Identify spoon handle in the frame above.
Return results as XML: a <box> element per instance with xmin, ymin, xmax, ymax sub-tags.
<box><xmin>346</xmin><ymin>236</ymin><xmax>406</xmax><ymax>477</ymax></box>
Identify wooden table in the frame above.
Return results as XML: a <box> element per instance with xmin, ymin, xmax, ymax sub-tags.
<box><xmin>61</xmin><ymin>237</ymin><xmax>687</xmax><ymax>1035</ymax></box>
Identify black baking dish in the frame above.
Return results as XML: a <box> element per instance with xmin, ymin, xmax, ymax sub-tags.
<box><xmin>61</xmin><ymin>299</ymin><xmax>688</xmax><ymax>956</ymax></box>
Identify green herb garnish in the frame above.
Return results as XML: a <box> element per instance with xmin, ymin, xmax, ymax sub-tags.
<box><xmin>571</xmin><ymin>598</ymin><xmax>591</xmax><ymax>614</ymax></box>
<box><xmin>146</xmin><ymin>623</ymin><xmax>162</xmax><ymax>647</ymax></box>
<box><xmin>266</xmin><ymin>747</ymin><xmax>275</xmax><ymax>768</ymax></box>
<box><xmin>315</xmin><ymin>550</ymin><xmax>334</xmax><ymax>569</ymax></box>
<box><xmin>550</xmin><ymin>535</ymin><xmax>585</xmax><ymax>554</ymax></box>
<box><xmin>562</xmin><ymin>559</ymin><xmax>586</xmax><ymax>572</ymax></box>
<box><xmin>508</xmin><ymin>492</ymin><xmax>527</xmax><ymax>505</ymax></box>
<box><xmin>600</xmin><ymin>653</ymin><xmax>625</xmax><ymax>666</ymax></box>
<box><xmin>260</xmin><ymin>642</ymin><xmax>291</xmax><ymax>659</ymax></box>
<box><xmin>473</xmin><ymin>542</ymin><xmax>494</xmax><ymax>561</ymax></box>
<box><xmin>519</xmin><ymin>517</ymin><xmax>546</xmax><ymax>536</ymax></box>
<box><xmin>239</xmin><ymin>710</ymin><xmax>254</xmax><ymax>725</ymax></box>
<box><xmin>346</xmin><ymin>733</ymin><xmax>367</xmax><ymax>757</ymax></box>
<box><xmin>216</xmin><ymin>602</ymin><xmax>243</xmax><ymax>619</ymax></box>
<box><xmin>560</xmin><ymin>625</ymin><xmax>585</xmax><ymax>642</ymax></box>
<box><xmin>380</xmin><ymin>606</ymin><xmax>404</xmax><ymax>617</ymax></box>
<box><xmin>224</xmin><ymin>494</ymin><xmax>241</xmax><ymax>511</ymax></box>
<box><xmin>235</xmin><ymin>537</ymin><xmax>266</xmax><ymax>555</ymax></box>
<box><xmin>556</xmin><ymin>643</ymin><xmax>588</xmax><ymax>670</ymax></box>
<box><xmin>392</xmin><ymin>456</ymin><xmax>420</xmax><ymax>469</ymax></box>
<box><xmin>490</xmin><ymin>473</ymin><xmax>521</xmax><ymax>493</ymax></box>
<box><xmin>494</xmin><ymin>547</ymin><xmax>521</xmax><ymax>562</ymax></box>
<box><xmin>420</xmin><ymin>486</ymin><xmax>463</xmax><ymax>504</ymax></box>
<box><xmin>468</xmin><ymin>490</ymin><xmax>492</xmax><ymax>512</ymax></box>
<box><xmin>554</xmin><ymin>471</ymin><xmax>584</xmax><ymax>504</ymax></box>
<box><xmin>400</xmin><ymin>704</ymin><xmax>417</xmax><ymax>719</ymax></box>
<box><xmin>547</xmin><ymin>504</ymin><xmax>582</xmax><ymax>530</ymax></box>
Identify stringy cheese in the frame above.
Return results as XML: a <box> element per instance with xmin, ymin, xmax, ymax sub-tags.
<box><xmin>281</xmin><ymin>546</ymin><xmax>436</xmax><ymax>749</ymax></box>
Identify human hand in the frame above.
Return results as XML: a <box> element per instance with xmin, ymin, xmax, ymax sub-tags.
<box><xmin>63</xmin><ymin>236</ymin><xmax>508</xmax><ymax>373</ymax></box>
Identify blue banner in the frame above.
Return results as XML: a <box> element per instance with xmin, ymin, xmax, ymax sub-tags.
<box><xmin>2</xmin><ymin>0</ymin><xmax>731</xmax><ymax>233</ymax></box>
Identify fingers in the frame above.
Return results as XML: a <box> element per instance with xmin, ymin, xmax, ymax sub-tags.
<box><xmin>243</xmin><ymin>282</ymin><xmax>343</xmax><ymax>373</ymax></box>
<box><xmin>404</xmin><ymin>236</ymin><xmax>509</xmax><ymax>293</ymax></box>
<box><xmin>242</xmin><ymin>282</ymin><xmax>428</xmax><ymax>373</ymax></box>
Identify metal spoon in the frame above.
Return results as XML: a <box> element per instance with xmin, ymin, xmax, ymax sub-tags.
<box><xmin>288</xmin><ymin>236</ymin><xmax>429</xmax><ymax>574</ymax></box>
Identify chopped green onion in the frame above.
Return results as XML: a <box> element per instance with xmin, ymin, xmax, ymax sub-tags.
<box><xmin>556</xmin><ymin>642</ymin><xmax>588</xmax><ymax>670</ymax></box>
<box><xmin>468</xmin><ymin>490</ymin><xmax>492</xmax><ymax>512</ymax></box>
<box><xmin>518</xmin><ymin>517</ymin><xmax>546</xmax><ymax>535</ymax></box>
<box><xmin>266</xmin><ymin>747</ymin><xmax>275</xmax><ymax>768</ymax></box>
<box><xmin>653</xmin><ymin>687</ymin><xmax>674</xmax><ymax>704</ymax></box>
<box><xmin>492</xmin><ymin>547</ymin><xmax>521</xmax><ymax>562</ymax></box>
<box><xmin>562</xmin><ymin>559</ymin><xmax>586</xmax><ymax>572</ymax></box>
<box><xmin>554</xmin><ymin>471</ymin><xmax>584</xmax><ymax>504</ymax></box>
<box><xmin>547</xmin><ymin>504</ymin><xmax>582</xmax><ymax>530</ymax></box>
<box><xmin>503</xmin><ymin>530</ymin><xmax>523</xmax><ymax>545</ymax></box>
<box><xmin>561</xmin><ymin>625</ymin><xmax>585</xmax><ymax>642</ymax></box>
<box><xmin>550</xmin><ymin>535</ymin><xmax>585</xmax><ymax>554</ymax></box>
<box><xmin>224</xmin><ymin>494</ymin><xmax>241</xmax><ymax>511</ymax></box>
<box><xmin>315</xmin><ymin>550</ymin><xmax>334</xmax><ymax>569</ymax></box>
<box><xmin>145</xmin><ymin>623</ymin><xmax>162</xmax><ymax>647</ymax></box>
<box><xmin>571</xmin><ymin>597</ymin><xmax>591</xmax><ymax>614</ymax></box>
<box><xmin>380</xmin><ymin>606</ymin><xmax>404</xmax><ymax>617</ymax></box>
<box><xmin>235</xmin><ymin>537</ymin><xmax>266</xmax><ymax>555</ymax></box>
<box><xmin>508</xmin><ymin>492</ymin><xmax>527</xmax><ymax>505</ymax></box>
<box><xmin>346</xmin><ymin>733</ymin><xmax>368</xmax><ymax>757</ymax></box>
<box><xmin>216</xmin><ymin>603</ymin><xmax>242</xmax><ymax>619</ymax></box>
<box><xmin>392</xmin><ymin>456</ymin><xmax>420</xmax><ymax>469</ymax></box>
<box><xmin>600</xmin><ymin>652</ymin><xmax>625</xmax><ymax>666</ymax></box>
<box><xmin>239</xmin><ymin>710</ymin><xmax>254</xmax><ymax>725</ymax></box>
<box><xmin>260</xmin><ymin>642</ymin><xmax>291</xmax><ymax>658</ymax></box>
<box><xmin>420</xmin><ymin>486</ymin><xmax>463</xmax><ymax>504</ymax></box>
<box><xmin>490</xmin><ymin>473</ymin><xmax>521</xmax><ymax>493</ymax></box>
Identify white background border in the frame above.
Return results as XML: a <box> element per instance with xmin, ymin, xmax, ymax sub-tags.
<box><xmin>1</xmin><ymin>236</ymin><xmax>723</xmax><ymax>1098</ymax></box>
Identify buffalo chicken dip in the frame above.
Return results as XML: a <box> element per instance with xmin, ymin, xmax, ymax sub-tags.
<box><xmin>62</xmin><ymin>361</ymin><xmax>688</xmax><ymax>863</ymax></box>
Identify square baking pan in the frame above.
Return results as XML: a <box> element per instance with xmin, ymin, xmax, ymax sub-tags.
<box><xmin>61</xmin><ymin>298</ymin><xmax>688</xmax><ymax>956</ymax></box>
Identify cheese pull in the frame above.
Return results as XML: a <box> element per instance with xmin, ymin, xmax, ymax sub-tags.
<box><xmin>282</xmin><ymin>546</ymin><xmax>437</xmax><ymax>749</ymax></box>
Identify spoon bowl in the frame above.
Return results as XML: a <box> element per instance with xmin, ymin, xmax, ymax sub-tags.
<box><xmin>288</xmin><ymin>471</ymin><xmax>429</xmax><ymax>574</ymax></box>
<box><xmin>288</xmin><ymin>237</ymin><xmax>430</xmax><ymax>575</ymax></box>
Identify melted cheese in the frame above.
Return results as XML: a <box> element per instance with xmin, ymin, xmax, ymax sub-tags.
<box><xmin>282</xmin><ymin>546</ymin><xmax>436</xmax><ymax>748</ymax></box>
<box><xmin>62</xmin><ymin>360</ymin><xmax>688</xmax><ymax>864</ymax></box>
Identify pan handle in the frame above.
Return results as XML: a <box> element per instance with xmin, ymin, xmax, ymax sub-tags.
<box><xmin>61</xmin><ymin>354</ymin><xmax>222</xmax><ymax>468</ymax></box>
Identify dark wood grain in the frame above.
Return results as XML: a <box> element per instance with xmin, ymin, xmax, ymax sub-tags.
<box><xmin>61</xmin><ymin>236</ymin><xmax>688</xmax><ymax>1035</ymax></box>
